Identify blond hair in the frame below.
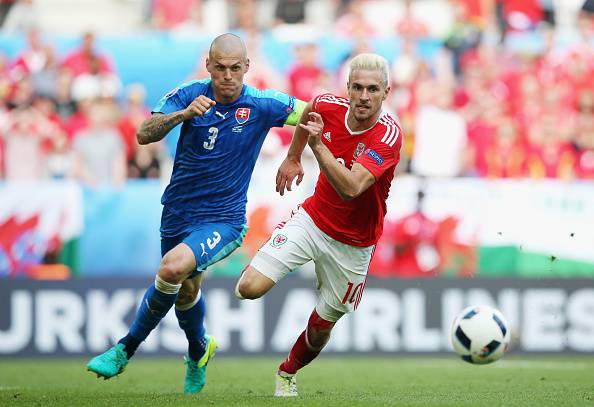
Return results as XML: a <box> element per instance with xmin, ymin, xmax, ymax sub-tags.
<box><xmin>349</xmin><ymin>53</ymin><xmax>390</xmax><ymax>87</ymax></box>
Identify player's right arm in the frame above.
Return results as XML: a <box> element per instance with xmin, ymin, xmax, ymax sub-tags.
<box><xmin>275</xmin><ymin>101</ymin><xmax>314</xmax><ymax>196</ymax></box>
<box><xmin>136</xmin><ymin>95</ymin><xmax>215</xmax><ymax>145</ymax></box>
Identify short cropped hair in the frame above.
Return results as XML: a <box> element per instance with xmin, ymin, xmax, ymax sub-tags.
<box><xmin>349</xmin><ymin>53</ymin><xmax>390</xmax><ymax>87</ymax></box>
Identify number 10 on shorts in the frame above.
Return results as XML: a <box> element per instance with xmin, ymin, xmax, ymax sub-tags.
<box><xmin>342</xmin><ymin>281</ymin><xmax>364</xmax><ymax>309</ymax></box>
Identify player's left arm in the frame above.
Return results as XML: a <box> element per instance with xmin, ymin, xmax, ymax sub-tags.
<box><xmin>302</xmin><ymin>112</ymin><xmax>376</xmax><ymax>201</ymax></box>
<box><xmin>321</xmin><ymin>158</ymin><xmax>375</xmax><ymax>201</ymax></box>
<box><xmin>275</xmin><ymin>100</ymin><xmax>312</xmax><ymax>196</ymax></box>
<box><xmin>284</xmin><ymin>99</ymin><xmax>307</xmax><ymax>126</ymax></box>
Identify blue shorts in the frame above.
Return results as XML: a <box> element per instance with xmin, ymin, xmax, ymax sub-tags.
<box><xmin>161</xmin><ymin>217</ymin><xmax>248</xmax><ymax>279</ymax></box>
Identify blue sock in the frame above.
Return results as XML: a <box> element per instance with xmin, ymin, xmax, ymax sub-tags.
<box><xmin>175</xmin><ymin>292</ymin><xmax>207</xmax><ymax>361</ymax></box>
<box><xmin>119</xmin><ymin>277</ymin><xmax>180</xmax><ymax>358</ymax></box>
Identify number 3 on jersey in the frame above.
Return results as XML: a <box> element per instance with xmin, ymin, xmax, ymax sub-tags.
<box><xmin>204</xmin><ymin>127</ymin><xmax>218</xmax><ymax>150</ymax></box>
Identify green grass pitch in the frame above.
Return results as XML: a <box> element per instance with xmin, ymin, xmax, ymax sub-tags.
<box><xmin>1</xmin><ymin>357</ymin><xmax>593</xmax><ymax>406</ymax></box>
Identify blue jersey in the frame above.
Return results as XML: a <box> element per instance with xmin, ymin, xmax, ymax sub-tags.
<box><xmin>154</xmin><ymin>79</ymin><xmax>295</xmax><ymax>236</ymax></box>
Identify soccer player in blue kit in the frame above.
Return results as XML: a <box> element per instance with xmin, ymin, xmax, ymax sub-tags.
<box><xmin>86</xmin><ymin>33</ymin><xmax>305</xmax><ymax>394</ymax></box>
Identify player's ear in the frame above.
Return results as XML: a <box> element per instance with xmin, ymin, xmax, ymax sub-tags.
<box><xmin>205</xmin><ymin>57</ymin><xmax>211</xmax><ymax>73</ymax></box>
<box><xmin>382</xmin><ymin>85</ymin><xmax>390</xmax><ymax>101</ymax></box>
<box><xmin>244</xmin><ymin>58</ymin><xmax>250</xmax><ymax>73</ymax></box>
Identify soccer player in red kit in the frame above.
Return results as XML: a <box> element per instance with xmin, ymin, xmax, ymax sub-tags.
<box><xmin>234</xmin><ymin>53</ymin><xmax>402</xmax><ymax>397</ymax></box>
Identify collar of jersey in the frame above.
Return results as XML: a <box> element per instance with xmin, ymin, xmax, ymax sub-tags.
<box><xmin>207</xmin><ymin>84</ymin><xmax>247</xmax><ymax>109</ymax></box>
<box><xmin>344</xmin><ymin>108</ymin><xmax>383</xmax><ymax>135</ymax></box>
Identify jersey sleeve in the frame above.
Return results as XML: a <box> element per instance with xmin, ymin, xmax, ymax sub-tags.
<box><xmin>311</xmin><ymin>93</ymin><xmax>336</xmax><ymax>115</ymax></box>
<box><xmin>356</xmin><ymin>125</ymin><xmax>403</xmax><ymax>179</ymax></box>
<box><xmin>259</xmin><ymin>89</ymin><xmax>296</xmax><ymax>128</ymax></box>
<box><xmin>152</xmin><ymin>81</ymin><xmax>202</xmax><ymax>115</ymax></box>
<box><xmin>285</xmin><ymin>99</ymin><xmax>306</xmax><ymax>126</ymax></box>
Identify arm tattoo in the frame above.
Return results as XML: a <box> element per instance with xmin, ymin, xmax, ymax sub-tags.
<box><xmin>137</xmin><ymin>111</ymin><xmax>187</xmax><ymax>145</ymax></box>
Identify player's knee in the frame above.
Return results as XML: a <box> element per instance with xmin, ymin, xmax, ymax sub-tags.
<box><xmin>236</xmin><ymin>277</ymin><xmax>263</xmax><ymax>300</ymax></box>
<box><xmin>158</xmin><ymin>258</ymin><xmax>188</xmax><ymax>283</ymax></box>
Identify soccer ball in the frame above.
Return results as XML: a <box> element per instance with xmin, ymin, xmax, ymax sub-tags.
<box><xmin>451</xmin><ymin>305</ymin><xmax>510</xmax><ymax>365</ymax></box>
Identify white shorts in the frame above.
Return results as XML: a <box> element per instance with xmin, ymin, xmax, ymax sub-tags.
<box><xmin>251</xmin><ymin>207</ymin><xmax>374</xmax><ymax>322</ymax></box>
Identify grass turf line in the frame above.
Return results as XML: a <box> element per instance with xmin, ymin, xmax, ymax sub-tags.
<box><xmin>1</xmin><ymin>357</ymin><xmax>593</xmax><ymax>406</ymax></box>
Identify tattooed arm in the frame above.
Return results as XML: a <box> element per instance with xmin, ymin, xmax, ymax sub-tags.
<box><xmin>136</xmin><ymin>112</ymin><xmax>185</xmax><ymax>145</ymax></box>
<box><xmin>136</xmin><ymin>95</ymin><xmax>216</xmax><ymax>145</ymax></box>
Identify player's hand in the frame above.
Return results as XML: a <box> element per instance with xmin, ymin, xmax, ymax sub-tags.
<box><xmin>299</xmin><ymin>112</ymin><xmax>324</xmax><ymax>148</ymax></box>
<box><xmin>276</xmin><ymin>156</ymin><xmax>304</xmax><ymax>196</ymax></box>
<box><xmin>184</xmin><ymin>95</ymin><xmax>216</xmax><ymax>119</ymax></box>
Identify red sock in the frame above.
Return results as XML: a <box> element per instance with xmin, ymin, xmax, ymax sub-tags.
<box><xmin>278</xmin><ymin>330</ymin><xmax>315</xmax><ymax>374</ymax></box>
<box><xmin>279</xmin><ymin>310</ymin><xmax>333</xmax><ymax>374</ymax></box>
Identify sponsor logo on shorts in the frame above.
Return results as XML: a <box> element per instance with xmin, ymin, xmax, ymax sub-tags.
<box><xmin>270</xmin><ymin>233</ymin><xmax>288</xmax><ymax>248</ymax></box>
<box><xmin>365</xmin><ymin>148</ymin><xmax>384</xmax><ymax>165</ymax></box>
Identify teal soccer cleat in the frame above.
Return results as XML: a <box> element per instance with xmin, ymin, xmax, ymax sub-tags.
<box><xmin>86</xmin><ymin>343</ymin><xmax>129</xmax><ymax>379</ymax></box>
<box><xmin>183</xmin><ymin>335</ymin><xmax>217</xmax><ymax>394</ymax></box>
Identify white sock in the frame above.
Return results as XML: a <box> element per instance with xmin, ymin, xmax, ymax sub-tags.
<box><xmin>175</xmin><ymin>289</ymin><xmax>201</xmax><ymax>311</ymax></box>
<box><xmin>154</xmin><ymin>275</ymin><xmax>182</xmax><ymax>294</ymax></box>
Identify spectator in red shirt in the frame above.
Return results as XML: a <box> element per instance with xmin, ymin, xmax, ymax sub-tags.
<box><xmin>64</xmin><ymin>97</ymin><xmax>92</xmax><ymax>142</ymax></box>
<box><xmin>395</xmin><ymin>0</ymin><xmax>428</xmax><ymax>40</ymax></box>
<box><xmin>455</xmin><ymin>0</ymin><xmax>496</xmax><ymax>27</ymax></box>
<box><xmin>287</xmin><ymin>42</ymin><xmax>326</xmax><ymax>103</ymax></box>
<box><xmin>526</xmin><ymin>114</ymin><xmax>576</xmax><ymax>179</ymax></box>
<box><xmin>334</xmin><ymin>0</ymin><xmax>376</xmax><ymax>38</ymax></box>
<box><xmin>117</xmin><ymin>83</ymin><xmax>150</xmax><ymax>162</ymax></box>
<box><xmin>484</xmin><ymin>116</ymin><xmax>527</xmax><ymax>178</ymax></box>
<box><xmin>70</xmin><ymin>54</ymin><xmax>121</xmax><ymax>101</ymax></box>
<box><xmin>498</xmin><ymin>0</ymin><xmax>544</xmax><ymax>33</ymax></box>
<box><xmin>7</xmin><ymin>76</ymin><xmax>33</xmax><ymax>109</ymax></box>
<box><xmin>574</xmin><ymin>89</ymin><xmax>594</xmax><ymax>179</ymax></box>
<box><xmin>151</xmin><ymin>0</ymin><xmax>201</xmax><ymax>30</ymax></box>
<box><xmin>61</xmin><ymin>32</ymin><xmax>115</xmax><ymax>78</ymax></box>
<box><xmin>9</xmin><ymin>27</ymin><xmax>47</xmax><ymax>81</ymax></box>
<box><xmin>371</xmin><ymin>189</ymin><xmax>440</xmax><ymax>278</ymax></box>
<box><xmin>465</xmin><ymin>105</ymin><xmax>498</xmax><ymax>176</ymax></box>
<box><xmin>2</xmin><ymin>104</ymin><xmax>60</xmax><ymax>180</ymax></box>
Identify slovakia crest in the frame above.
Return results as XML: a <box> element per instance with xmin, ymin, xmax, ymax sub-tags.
<box><xmin>235</xmin><ymin>108</ymin><xmax>251</xmax><ymax>124</ymax></box>
<box><xmin>354</xmin><ymin>142</ymin><xmax>366</xmax><ymax>159</ymax></box>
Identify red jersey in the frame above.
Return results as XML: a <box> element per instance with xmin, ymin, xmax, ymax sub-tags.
<box><xmin>302</xmin><ymin>93</ymin><xmax>403</xmax><ymax>247</ymax></box>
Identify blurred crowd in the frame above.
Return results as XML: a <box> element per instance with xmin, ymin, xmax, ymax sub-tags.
<box><xmin>0</xmin><ymin>0</ymin><xmax>593</xmax><ymax>186</ymax></box>
<box><xmin>0</xmin><ymin>28</ymin><xmax>161</xmax><ymax>186</ymax></box>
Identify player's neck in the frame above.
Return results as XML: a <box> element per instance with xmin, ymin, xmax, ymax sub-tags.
<box><xmin>214</xmin><ymin>94</ymin><xmax>240</xmax><ymax>105</ymax></box>
<box><xmin>346</xmin><ymin>110</ymin><xmax>381</xmax><ymax>133</ymax></box>
<box><xmin>213</xmin><ymin>89</ymin><xmax>243</xmax><ymax>105</ymax></box>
